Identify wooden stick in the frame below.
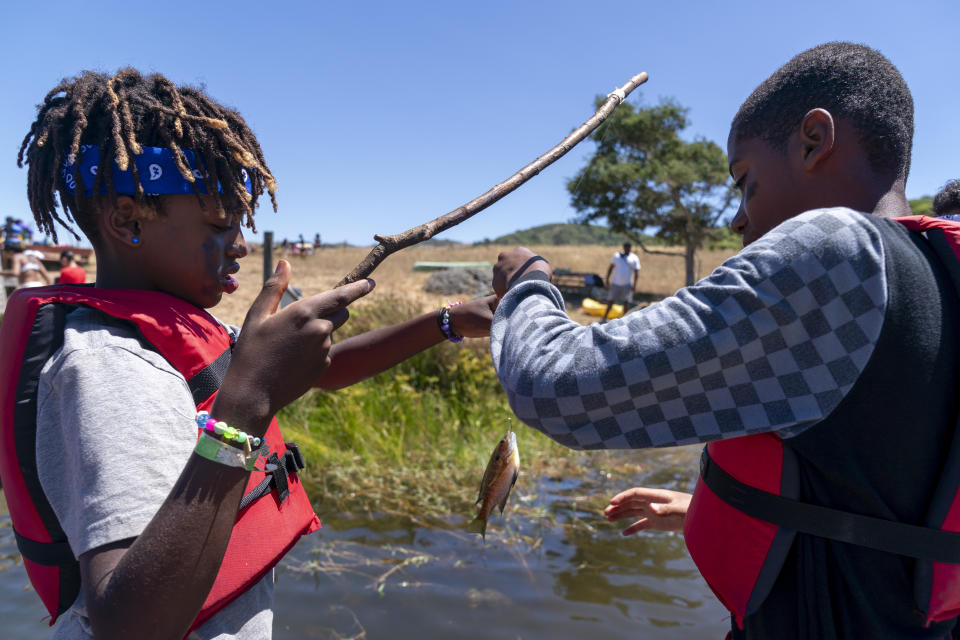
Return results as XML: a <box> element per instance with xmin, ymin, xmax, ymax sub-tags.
<box><xmin>337</xmin><ymin>72</ymin><xmax>649</xmax><ymax>286</ymax></box>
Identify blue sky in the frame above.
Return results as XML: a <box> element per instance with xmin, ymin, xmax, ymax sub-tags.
<box><xmin>2</xmin><ymin>1</ymin><xmax>957</xmax><ymax>247</ymax></box>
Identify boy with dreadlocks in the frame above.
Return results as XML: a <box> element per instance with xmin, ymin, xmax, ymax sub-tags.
<box><xmin>491</xmin><ymin>42</ymin><xmax>960</xmax><ymax>638</ymax></box>
<box><xmin>1</xmin><ymin>68</ymin><xmax>494</xmax><ymax>640</ymax></box>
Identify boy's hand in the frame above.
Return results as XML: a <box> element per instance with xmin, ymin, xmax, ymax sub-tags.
<box><xmin>603</xmin><ymin>487</ymin><xmax>692</xmax><ymax>535</ymax></box>
<box><xmin>215</xmin><ymin>260</ymin><xmax>374</xmax><ymax>431</ymax></box>
<box><xmin>449</xmin><ymin>295</ymin><xmax>498</xmax><ymax>338</ymax></box>
<box><xmin>493</xmin><ymin>248</ymin><xmax>552</xmax><ymax>298</ymax></box>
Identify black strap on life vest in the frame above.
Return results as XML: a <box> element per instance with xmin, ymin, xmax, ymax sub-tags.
<box><xmin>237</xmin><ymin>443</ymin><xmax>306</xmax><ymax>512</ymax></box>
<box><xmin>187</xmin><ymin>346</ymin><xmax>232</xmax><ymax>405</ymax></box>
<box><xmin>12</xmin><ymin>303</ymin><xmax>81</xmax><ymax>618</ymax></box>
<box><xmin>927</xmin><ymin>227</ymin><xmax>960</xmax><ymax>299</ymax></box>
<box><xmin>700</xmin><ymin>449</ymin><xmax>960</xmax><ymax>564</ymax></box>
<box><xmin>700</xmin><ymin>222</ymin><xmax>960</xmax><ymax>565</ymax></box>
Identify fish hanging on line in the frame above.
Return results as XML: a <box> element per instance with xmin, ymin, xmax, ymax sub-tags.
<box><xmin>468</xmin><ymin>429</ymin><xmax>520</xmax><ymax>540</ymax></box>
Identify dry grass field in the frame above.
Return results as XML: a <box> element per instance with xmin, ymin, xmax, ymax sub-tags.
<box><xmin>214</xmin><ymin>243</ymin><xmax>740</xmax><ymax>327</ymax></box>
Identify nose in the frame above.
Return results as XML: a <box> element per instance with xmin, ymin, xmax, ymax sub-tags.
<box><xmin>730</xmin><ymin>204</ymin><xmax>747</xmax><ymax>236</ymax></box>
<box><xmin>228</xmin><ymin>228</ymin><xmax>248</xmax><ymax>259</ymax></box>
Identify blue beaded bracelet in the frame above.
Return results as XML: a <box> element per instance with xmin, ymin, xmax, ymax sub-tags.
<box><xmin>437</xmin><ymin>301</ymin><xmax>463</xmax><ymax>343</ymax></box>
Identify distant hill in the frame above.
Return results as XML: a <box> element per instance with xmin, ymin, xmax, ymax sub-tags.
<box><xmin>474</xmin><ymin>198</ymin><xmax>939</xmax><ymax>249</ymax></box>
<box><xmin>474</xmin><ymin>223</ymin><xmax>661</xmax><ymax>246</ymax></box>
<box><xmin>421</xmin><ymin>238</ymin><xmax>467</xmax><ymax>247</ymax></box>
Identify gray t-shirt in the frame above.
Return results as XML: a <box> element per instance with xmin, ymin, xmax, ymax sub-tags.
<box><xmin>36</xmin><ymin>307</ymin><xmax>273</xmax><ymax>639</ymax></box>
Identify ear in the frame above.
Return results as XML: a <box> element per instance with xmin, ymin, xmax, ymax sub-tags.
<box><xmin>102</xmin><ymin>196</ymin><xmax>144</xmax><ymax>247</ymax></box>
<box><xmin>797</xmin><ymin>108</ymin><xmax>836</xmax><ymax>171</ymax></box>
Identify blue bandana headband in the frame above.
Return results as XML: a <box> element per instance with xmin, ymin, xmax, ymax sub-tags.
<box><xmin>61</xmin><ymin>145</ymin><xmax>252</xmax><ymax>197</ymax></box>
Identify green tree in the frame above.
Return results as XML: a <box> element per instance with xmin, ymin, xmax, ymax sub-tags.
<box><xmin>909</xmin><ymin>195</ymin><xmax>933</xmax><ymax>217</ymax></box>
<box><xmin>567</xmin><ymin>97</ymin><xmax>734</xmax><ymax>286</ymax></box>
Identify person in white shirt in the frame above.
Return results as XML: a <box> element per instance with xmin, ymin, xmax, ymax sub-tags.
<box><xmin>13</xmin><ymin>248</ymin><xmax>51</xmax><ymax>288</ymax></box>
<box><xmin>602</xmin><ymin>242</ymin><xmax>640</xmax><ymax>322</ymax></box>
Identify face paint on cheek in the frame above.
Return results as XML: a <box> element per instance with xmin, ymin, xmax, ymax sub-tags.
<box><xmin>200</xmin><ymin>238</ymin><xmax>222</xmax><ymax>297</ymax></box>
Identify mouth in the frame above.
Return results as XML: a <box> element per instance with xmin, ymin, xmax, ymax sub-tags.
<box><xmin>219</xmin><ymin>264</ymin><xmax>240</xmax><ymax>294</ymax></box>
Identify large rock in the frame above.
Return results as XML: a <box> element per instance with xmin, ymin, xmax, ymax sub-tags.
<box><xmin>424</xmin><ymin>268</ymin><xmax>493</xmax><ymax>297</ymax></box>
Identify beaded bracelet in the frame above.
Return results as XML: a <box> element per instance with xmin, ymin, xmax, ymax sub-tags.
<box><xmin>437</xmin><ymin>301</ymin><xmax>463</xmax><ymax>343</ymax></box>
<box><xmin>196</xmin><ymin>412</ymin><xmax>263</xmax><ymax>449</ymax></box>
<box><xmin>194</xmin><ymin>411</ymin><xmax>264</xmax><ymax>470</ymax></box>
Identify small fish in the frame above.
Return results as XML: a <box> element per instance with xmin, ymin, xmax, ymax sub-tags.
<box><xmin>468</xmin><ymin>429</ymin><xmax>520</xmax><ymax>540</ymax></box>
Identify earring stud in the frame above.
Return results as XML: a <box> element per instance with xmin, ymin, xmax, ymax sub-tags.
<box><xmin>131</xmin><ymin>236</ymin><xmax>139</xmax><ymax>244</ymax></box>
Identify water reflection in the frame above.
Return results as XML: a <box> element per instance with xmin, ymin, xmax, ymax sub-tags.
<box><xmin>0</xmin><ymin>446</ymin><xmax>730</xmax><ymax>639</ymax></box>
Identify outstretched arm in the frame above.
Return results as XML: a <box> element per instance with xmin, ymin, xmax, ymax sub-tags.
<box><xmin>604</xmin><ymin>487</ymin><xmax>691</xmax><ymax>535</ymax></box>
<box><xmin>491</xmin><ymin>210</ymin><xmax>889</xmax><ymax>450</ymax></box>
<box><xmin>315</xmin><ymin>295</ymin><xmax>497</xmax><ymax>390</ymax></box>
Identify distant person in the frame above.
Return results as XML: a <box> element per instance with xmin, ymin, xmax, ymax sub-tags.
<box><xmin>601</xmin><ymin>242</ymin><xmax>640</xmax><ymax>322</ymax></box>
<box><xmin>14</xmin><ymin>248</ymin><xmax>51</xmax><ymax>288</ymax></box>
<box><xmin>933</xmin><ymin>179</ymin><xmax>960</xmax><ymax>220</ymax></box>
<box><xmin>314</xmin><ymin>232</ymin><xmax>321</xmax><ymax>248</ymax></box>
<box><xmin>2</xmin><ymin>216</ymin><xmax>32</xmax><ymax>255</ymax></box>
<box><xmin>55</xmin><ymin>250</ymin><xmax>86</xmax><ymax>284</ymax></box>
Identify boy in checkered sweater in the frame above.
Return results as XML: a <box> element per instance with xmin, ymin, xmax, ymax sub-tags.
<box><xmin>490</xmin><ymin>43</ymin><xmax>959</xmax><ymax>639</ymax></box>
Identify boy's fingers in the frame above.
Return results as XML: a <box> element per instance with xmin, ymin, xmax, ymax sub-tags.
<box><xmin>246</xmin><ymin>260</ymin><xmax>291</xmax><ymax>322</ymax></box>
<box><xmin>324</xmin><ymin>308</ymin><xmax>351</xmax><ymax>333</ymax></box>
<box><xmin>302</xmin><ymin>279</ymin><xmax>376</xmax><ymax>319</ymax></box>
<box><xmin>610</xmin><ymin>487</ymin><xmax>674</xmax><ymax>505</ymax></box>
<box><xmin>608</xmin><ymin>488</ymin><xmax>655</xmax><ymax>504</ymax></box>
<box><xmin>621</xmin><ymin>520</ymin><xmax>650</xmax><ymax>536</ymax></box>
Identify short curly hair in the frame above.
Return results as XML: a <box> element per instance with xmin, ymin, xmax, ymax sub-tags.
<box><xmin>933</xmin><ymin>180</ymin><xmax>960</xmax><ymax>217</ymax></box>
<box><xmin>731</xmin><ymin>42</ymin><xmax>913</xmax><ymax>181</ymax></box>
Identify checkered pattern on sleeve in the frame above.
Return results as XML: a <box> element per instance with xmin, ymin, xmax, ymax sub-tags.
<box><xmin>490</xmin><ymin>208</ymin><xmax>888</xmax><ymax>450</ymax></box>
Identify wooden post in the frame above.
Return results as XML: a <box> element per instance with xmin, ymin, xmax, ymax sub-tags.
<box><xmin>262</xmin><ymin>231</ymin><xmax>273</xmax><ymax>284</ymax></box>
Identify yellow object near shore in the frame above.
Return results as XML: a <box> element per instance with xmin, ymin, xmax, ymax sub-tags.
<box><xmin>582</xmin><ymin>297</ymin><xmax>623</xmax><ymax>318</ymax></box>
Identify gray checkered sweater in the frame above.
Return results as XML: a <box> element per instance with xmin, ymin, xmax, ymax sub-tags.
<box><xmin>490</xmin><ymin>208</ymin><xmax>886</xmax><ymax>449</ymax></box>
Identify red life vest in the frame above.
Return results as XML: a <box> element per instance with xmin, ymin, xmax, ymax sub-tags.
<box><xmin>683</xmin><ymin>216</ymin><xmax>960</xmax><ymax>629</ymax></box>
<box><xmin>0</xmin><ymin>286</ymin><xmax>322</xmax><ymax>633</ymax></box>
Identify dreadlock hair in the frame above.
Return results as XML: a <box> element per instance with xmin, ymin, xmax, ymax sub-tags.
<box><xmin>933</xmin><ymin>180</ymin><xmax>960</xmax><ymax>217</ymax></box>
<box><xmin>731</xmin><ymin>42</ymin><xmax>914</xmax><ymax>182</ymax></box>
<box><xmin>17</xmin><ymin>68</ymin><xmax>278</xmax><ymax>243</ymax></box>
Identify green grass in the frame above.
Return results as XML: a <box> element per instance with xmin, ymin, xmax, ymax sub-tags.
<box><xmin>276</xmin><ymin>295</ymin><xmax>573</xmax><ymax>520</ymax></box>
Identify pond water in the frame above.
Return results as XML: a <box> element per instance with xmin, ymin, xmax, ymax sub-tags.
<box><xmin>0</xmin><ymin>447</ymin><xmax>730</xmax><ymax>639</ymax></box>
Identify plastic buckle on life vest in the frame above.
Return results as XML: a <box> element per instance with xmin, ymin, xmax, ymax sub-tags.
<box><xmin>264</xmin><ymin>452</ymin><xmax>289</xmax><ymax>502</ymax></box>
<box><xmin>284</xmin><ymin>442</ymin><xmax>305</xmax><ymax>470</ymax></box>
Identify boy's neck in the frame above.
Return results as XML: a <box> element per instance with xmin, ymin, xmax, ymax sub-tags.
<box><xmin>871</xmin><ymin>186</ymin><xmax>912</xmax><ymax>219</ymax></box>
<box><xmin>91</xmin><ymin>249</ymin><xmax>151</xmax><ymax>291</ymax></box>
